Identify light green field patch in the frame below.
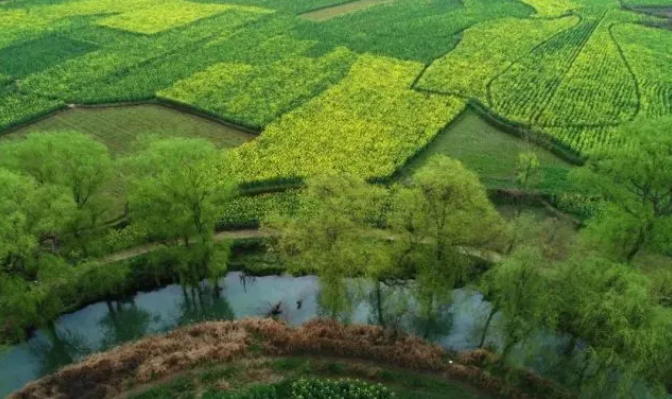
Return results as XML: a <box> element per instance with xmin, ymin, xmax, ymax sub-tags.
<box><xmin>2</xmin><ymin>104</ymin><xmax>253</xmax><ymax>154</ymax></box>
<box><xmin>418</xmin><ymin>16</ymin><xmax>578</xmax><ymax>99</ymax></box>
<box><xmin>400</xmin><ymin>109</ymin><xmax>573</xmax><ymax>192</ymax></box>
<box><xmin>97</xmin><ymin>2</ymin><xmax>271</xmax><ymax>34</ymax></box>
<box><xmin>230</xmin><ymin>54</ymin><xmax>466</xmax><ymax>182</ymax></box>
<box><xmin>159</xmin><ymin>47</ymin><xmax>356</xmax><ymax>129</ymax></box>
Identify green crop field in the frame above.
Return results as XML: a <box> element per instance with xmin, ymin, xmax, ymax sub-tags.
<box><xmin>1</xmin><ymin>0</ymin><xmax>671</xmax><ymax>187</ymax></box>
<box><xmin>399</xmin><ymin>109</ymin><xmax>573</xmax><ymax>193</ymax></box>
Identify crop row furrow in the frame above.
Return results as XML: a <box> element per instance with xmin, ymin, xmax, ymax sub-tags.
<box><xmin>487</xmin><ymin>15</ymin><xmax>601</xmax><ymax>125</ymax></box>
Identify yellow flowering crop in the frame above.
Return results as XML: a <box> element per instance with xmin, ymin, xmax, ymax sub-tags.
<box><xmin>230</xmin><ymin>54</ymin><xmax>465</xmax><ymax>183</ymax></box>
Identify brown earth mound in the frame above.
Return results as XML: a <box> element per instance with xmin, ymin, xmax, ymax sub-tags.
<box><xmin>9</xmin><ymin>318</ymin><xmax>568</xmax><ymax>399</ymax></box>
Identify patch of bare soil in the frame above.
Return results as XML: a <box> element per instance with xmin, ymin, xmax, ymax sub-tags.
<box><xmin>301</xmin><ymin>0</ymin><xmax>395</xmax><ymax>22</ymax></box>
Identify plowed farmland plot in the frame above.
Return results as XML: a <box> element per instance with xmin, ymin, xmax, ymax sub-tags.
<box><xmin>1</xmin><ymin>0</ymin><xmax>671</xmax><ymax>189</ymax></box>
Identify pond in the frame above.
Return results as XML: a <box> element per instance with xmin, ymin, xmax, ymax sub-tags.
<box><xmin>0</xmin><ymin>272</ymin><xmax>494</xmax><ymax>398</ymax></box>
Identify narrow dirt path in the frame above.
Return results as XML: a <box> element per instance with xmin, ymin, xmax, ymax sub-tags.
<box><xmin>100</xmin><ymin>227</ymin><xmax>503</xmax><ymax>265</ymax></box>
<box><xmin>101</xmin><ymin>229</ymin><xmax>272</xmax><ymax>264</ymax></box>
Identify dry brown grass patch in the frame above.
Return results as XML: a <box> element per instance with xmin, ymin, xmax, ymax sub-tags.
<box><xmin>9</xmin><ymin>318</ymin><xmax>567</xmax><ymax>399</ymax></box>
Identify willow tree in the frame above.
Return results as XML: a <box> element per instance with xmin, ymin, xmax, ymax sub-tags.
<box><xmin>571</xmin><ymin>118</ymin><xmax>672</xmax><ymax>261</ymax></box>
<box><xmin>265</xmin><ymin>174</ymin><xmax>392</xmax><ymax>321</ymax></box>
<box><xmin>478</xmin><ymin>246</ymin><xmax>556</xmax><ymax>359</ymax></box>
<box><xmin>555</xmin><ymin>256</ymin><xmax>672</xmax><ymax>398</ymax></box>
<box><xmin>123</xmin><ymin>138</ymin><xmax>237</xmax><ymax>291</ymax></box>
<box><xmin>0</xmin><ymin>169</ymin><xmax>71</xmax><ymax>277</ymax></box>
<box><xmin>389</xmin><ymin>155</ymin><xmax>507</xmax><ymax>321</ymax></box>
<box><xmin>0</xmin><ymin>131</ymin><xmax>114</xmax><ymax>256</ymax></box>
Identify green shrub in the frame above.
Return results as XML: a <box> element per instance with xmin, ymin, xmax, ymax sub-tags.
<box><xmin>291</xmin><ymin>378</ymin><xmax>395</xmax><ymax>399</ymax></box>
<box><xmin>203</xmin><ymin>384</ymin><xmax>279</xmax><ymax>399</ymax></box>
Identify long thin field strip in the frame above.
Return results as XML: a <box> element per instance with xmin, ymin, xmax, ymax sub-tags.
<box><xmin>97</xmin><ymin>2</ymin><xmax>271</xmax><ymax>34</ymax></box>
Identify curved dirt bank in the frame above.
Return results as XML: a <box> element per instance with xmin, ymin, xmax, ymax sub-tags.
<box><xmin>9</xmin><ymin>318</ymin><xmax>567</xmax><ymax>399</ymax></box>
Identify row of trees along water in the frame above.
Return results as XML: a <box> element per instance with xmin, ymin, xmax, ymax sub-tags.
<box><xmin>267</xmin><ymin>118</ymin><xmax>672</xmax><ymax>398</ymax></box>
<box><xmin>0</xmin><ymin>117</ymin><xmax>671</xmax><ymax>397</ymax></box>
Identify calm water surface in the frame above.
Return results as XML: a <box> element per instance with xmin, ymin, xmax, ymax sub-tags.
<box><xmin>0</xmin><ymin>272</ymin><xmax>492</xmax><ymax>397</ymax></box>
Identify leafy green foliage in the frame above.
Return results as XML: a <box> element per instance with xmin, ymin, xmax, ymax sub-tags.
<box><xmin>0</xmin><ymin>169</ymin><xmax>70</xmax><ymax>277</ymax></box>
<box><xmin>291</xmin><ymin>378</ymin><xmax>394</xmax><ymax>399</ymax></box>
<box><xmin>266</xmin><ymin>175</ymin><xmax>390</xmax><ymax>317</ymax></box>
<box><xmin>0</xmin><ymin>131</ymin><xmax>114</xmax><ymax>255</ymax></box>
<box><xmin>571</xmin><ymin>117</ymin><xmax>672</xmax><ymax>261</ymax></box>
<box><xmin>390</xmin><ymin>156</ymin><xmax>507</xmax><ymax>314</ymax></box>
<box><xmin>554</xmin><ymin>256</ymin><xmax>672</xmax><ymax>398</ymax></box>
<box><xmin>481</xmin><ymin>247</ymin><xmax>556</xmax><ymax>360</ymax></box>
<box><xmin>123</xmin><ymin>137</ymin><xmax>236</xmax><ymax>243</ymax></box>
<box><xmin>268</xmin><ymin>156</ymin><xmax>506</xmax><ymax>319</ymax></box>
<box><xmin>123</xmin><ymin>138</ymin><xmax>237</xmax><ymax>289</ymax></box>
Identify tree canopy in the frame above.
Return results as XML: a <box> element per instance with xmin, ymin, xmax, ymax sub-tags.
<box><xmin>572</xmin><ymin>118</ymin><xmax>672</xmax><ymax>261</ymax></box>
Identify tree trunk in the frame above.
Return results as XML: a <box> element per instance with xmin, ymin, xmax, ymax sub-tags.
<box><xmin>374</xmin><ymin>280</ymin><xmax>385</xmax><ymax>327</ymax></box>
<box><xmin>576</xmin><ymin>353</ymin><xmax>591</xmax><ymax>388</ymax></box>
<box><xmin>500</xmin><ymin>338</ymin><xmax>517</xmax><ymax>364</ymax></box>
<box><xmin>563</xmin><ymin>334</ymin><xmax>577</xmax><ymax>358</ymax></box>
<box><xmin>478</xmin><ymin>307</ymin><xmax>497</xmax><ymax>348</ymax></box>
<box><xmin>626</xmin><ymin>221</ymin><xmax>654</xmax><ymax>262</ymax></box>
